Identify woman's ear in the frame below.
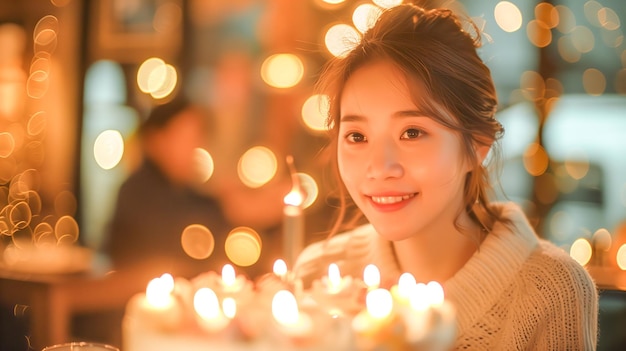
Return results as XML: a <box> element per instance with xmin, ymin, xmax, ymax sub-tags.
<box><xmin>476</xmin><ymin>144</ymin><xmax>491</xmax><ymax>166</ymax></box>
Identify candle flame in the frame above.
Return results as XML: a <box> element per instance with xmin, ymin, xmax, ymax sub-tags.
<box><xmin>284</xmin><ymin>190</ymin><xmax>304</xmax><ymax>207</ymax></box>
<box><xmin>397</xmin><ymin>272</ymin><xmax>416</xmax><ymax>298</ymax></box>
<box><xmin>194</xmin><ymin>287</ymin><xmax>221</xmax><ymax>320</ymax></box>
<box><xmin>272</xmin><ymin>290</ymin><xmax>299</xmax><ymax>325</ymax></box>
<box><xmin>366</xmin><ymin>288</ymin><xmax>393</xmax><ymax>319</ymax></box>
<box><xmin>222</xmin><ymin>264</ymin><xmax>236</xmax><ymax>286</ymax></box>
<box><xmin>328</xmin><ymin>263</ymin><xmax>342</xmax><ymax>291</ymax></box>
<box><xmin>363</xmin><ymin>264</ymin><xmax>381</xmax><ymax>288</ymax></box>
<box><xmin>159</xmin><ymin>273</ymin><xmax>175</xmax><ymax>292</ymax></box>
<box><xmin>145</xmin><ymin>274</ymin><xmax>174</xmax><ymax>308</ymax></box>
<box><xmin>409</xmin><ymin>283</ymin><xmax>429</xmax><ymax>311</ymax></box>
<box><xmin>222</xmin><ymin>297</ymin><xmax>237</xmax><ymax>319</ymax></box>
<box><xmin>284</xmin><ymin>155</ymin><xmax>304</xmax><ymax>207</ymax></box>
<box><xmin>426</xmin><ymin>281</ymin><xmax>445</xmax><ymax>306</ymax></box>
<box><xmin>273</xmin><ymin>259</ymin><xmax>288</xmax><ymax>277</ymax></box>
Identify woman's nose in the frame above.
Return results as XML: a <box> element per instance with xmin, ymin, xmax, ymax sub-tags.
<box><xmin>365</xmin><ymin>138</ymin><xmax>404</xmax><ymax>180</ymax></box>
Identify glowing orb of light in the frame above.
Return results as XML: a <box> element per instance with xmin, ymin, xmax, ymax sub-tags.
<box><xmin>93</xmin><ymin>129</ymin><xmax>124</xmax><ymax>170</ymax></box>
<box><xmin>301</xmin><ymin>94</ymin><xmax>329</xmax><ymax>133</ymax></box>
<box><xmin>261</xmin><ymin>53</ymin><xmax>304</xmax><ymax>89</ymax></box>
<box><xmin>324</xmin><ymin>23</ymin><xmax>361</xmax><ymax>58</ymax></box>
<box><xmin>237</xmin><ymin>146</ymin><xmax>277</xmax><ymax>188</ymax></box>
<box><xmin>181</xmin><ymin>224</ymin><xmax>215</xmax><ymax>260</ymax></box>
<box><xmin>225</xmin><ymin>227</ymin><xmax>262</xmax><ymax>267</ymax></box>
<box><xmin>495</xmin><ymin>1</ymin><xmax>523</xmax><ymax>33</ymax></box>
<box><xmin>570</xmin><ymin>238</ymin><xmax>592</xmax><ymax>266</ymax></box>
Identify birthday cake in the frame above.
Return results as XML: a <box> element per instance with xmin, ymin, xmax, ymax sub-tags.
<box><xmin>122</xmin><ymin>262</ymin><xmax>457</xmax><ymax>351</ymax></box>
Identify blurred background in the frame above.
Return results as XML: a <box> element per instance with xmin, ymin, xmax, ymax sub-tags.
<box><xmin>1</xmin><ymin>0</ymin><xmax>626</xmax><ymax>349</ymax></box>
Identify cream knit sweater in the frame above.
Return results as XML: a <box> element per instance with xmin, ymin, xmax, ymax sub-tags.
<box><xmin>294</xmin><ymin>202</ymin><xmax>598</xmax><ymax>350</ymax></box>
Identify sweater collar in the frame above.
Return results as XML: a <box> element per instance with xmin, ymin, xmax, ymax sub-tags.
<box><xmin>443</xmin><ymin>202</ymin><xmax>539</xmax><ymax>329</ymax></box>
<box><xmin>361</xmin><ymin>202</ymin><xmax>538</xmax><ymax>329</ymax></box>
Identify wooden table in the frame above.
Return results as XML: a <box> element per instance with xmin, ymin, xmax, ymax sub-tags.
<box><xmin>0</xmin><ymin>260</ymin><xmax>159</xmax><ymax>351</ymax></box>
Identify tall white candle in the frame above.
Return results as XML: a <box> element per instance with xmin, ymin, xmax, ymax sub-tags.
<box><xmin>283</xmin><ymin>156</ymin><xmax>305</xmax><ymax>268</ymax></box>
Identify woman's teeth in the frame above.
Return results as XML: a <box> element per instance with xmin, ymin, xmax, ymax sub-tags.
<box><xmin>370</xmin><ymin>193</ymin><xmax>416</xmax><ymax>204</ymax></box>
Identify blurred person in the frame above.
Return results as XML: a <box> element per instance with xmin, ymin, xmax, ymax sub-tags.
<box><xmin>103</xmin><ymin>97</ymin><xmax>231</xmax><ymax>279</ymax></box>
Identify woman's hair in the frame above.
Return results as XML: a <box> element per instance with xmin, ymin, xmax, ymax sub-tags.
<box><xmin>317</xmin><ymin>4</ymin><xmax>506</xmax><ymax>239</ymax></box>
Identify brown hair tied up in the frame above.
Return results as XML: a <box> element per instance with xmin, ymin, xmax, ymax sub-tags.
<box><xmin>318</xmin><ymin>3</ymin><xmax>507</xmax><ymax>239</ymax></box>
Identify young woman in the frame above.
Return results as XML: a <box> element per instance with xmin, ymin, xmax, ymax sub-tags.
<box><xmin>294</xmin><ymin>3</ymin><xmax>598</xmax><ymax>349</ymax></box>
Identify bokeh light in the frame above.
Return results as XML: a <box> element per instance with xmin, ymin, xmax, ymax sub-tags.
<box><xmin>352</xmin><ymin>4</ymin><xmax>382</xmax><ymax>34</ymax></box>
<box><xmin>193</xmin><ymin>148</ymin><xmax>214</xmax><ymax>183</ymax></box>
<box><xmin>523</xmin><ymin>142</ymin><xmax>549</xmax><ymax>176</ymax></box>
<box><xmin>535</xmin><ymin>2</ymin><xmax>558</xmax><ymax>29</ymax></box>
<box><xmin>27</xmin><ymin>111</ymin><xmax>47</xmax><ymax>136</ymax></box>
<box><xmin>570</xmin><ymin>26</ymin><xmax>594</xmax><ymax>53</ymax></box>
<box><xmin>301</xmin><ymin>94</ymin><xmax>329</xmax><ymax>133</ymax></box>
<box><xmin>0</xmin><ymin>132</ymin><xmax>16</xmax><ymax>158</ymax></box>
<box><xmin>555</xmin><ymin>5</ymin><xmax>576</xmax><ymax>34</ymax></box>
<box><xmin>237</xmin><ymin>146</ymin><xmax>278</xmax><ymax>188</ymax></box>
<box><xmin>570</xmin><ymin>238</ymin><xmax>592</xmax><ymax>266</ymax></box>
<box><xmin>149</xmin><ymin>63</ymin><xmax>178</xmax><ymax>99</ymax></box>
<box><xmin>260</xmin><ymin>53</ymin><xmax>304</xmax><ymax>89</ymax></box>
<box><xmin>137</xmin><ymin>58</ymin><xmax>166</xmax><ymax>93</ymax></box>
<box><xmin>181</xmin><ymin>224</ymin><xmax>215</xmax><ymax>260</ymax></box>
<box><xmin>324</xmin><ymin>23</ymin><xmax>361</xmax><ymax>57</ymax></box>
<box><xmin>527</xmin><ymin>20</ymin><xmax>552</xmax><ymax>48</ymax></box>
<box><xmin>9</xmin><ymin>201</ymin><xmax>31</xmax><ymax>230</ymax></box>
<box><xmin>33</xmin><ymin>222</ymin><xmax>55</xmax><ymax>247</ymax></box>
<box><xmin>617</xmin><ymin>244</ymin><xmax>626</xmax><ymax>270</ymax></box>
<box><xmin>557</xmin><ymin>35</ymin><xmax>581</xmax><ymax>63</ymax></box>
<box><xmin>137</xmin><ymin>57</ymin><xmax>178</xmax><ymax>99</ymax></box>
<box><xmin>582</xmin><ymin>68</ymin><xmax>606</xmax><ymax>95</ymax></box>
<box><xmin>54</xmin><ymin>215</ymin><xmax>79</xmax><ymax>245</ymax></box>
<box><xmin>225</xmin><ymin>227</ymin><xmax>262</xmax><ymax>267</ymax></box>
<box><xmin>93</xmin><ymin>129</ymin><xmax>124</xmax><ymax>170</ymax></box>
<box><xmin>298</xmin><ymin>172</ymin><xmax>319</xmax><ymax>210</ymax></box>
<box><xmin>495</xmin><ymin>1</ymin><xmax>523</xmax><ymax>33</ymax></box>
<box><xmin>592</xmin><ymin>228</ymin><xmax>612</xmax><ymax>252</ymax></box>
<box><xmin>33</xmin><ymin>15</ymin><xmax>58</xmax><ymax>54</ymax></box>
<box><xmin>598</xmin><ymin>7</ymin><xmax>620</xmax><ymax>31</ymax></box>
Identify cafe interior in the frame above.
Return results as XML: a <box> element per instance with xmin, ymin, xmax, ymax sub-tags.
<box><xmin>1</xmin><ymin>0</ymin><xmax>626</xmax><ymax>350</ymax></box>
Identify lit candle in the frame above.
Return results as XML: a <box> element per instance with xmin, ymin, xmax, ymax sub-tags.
<box><xmin>218</xmin><ymin>264</ymin><xmax>253</xmax><ymax>303</ymax></box>
<box><xmin>326</xmin><ymin>263</ymin><xmax>347</xmax><ymax>294</ymax></box>
<box><xmin>274</xmin><ymin>258</ymin><xmax>289</xmax><ymax>281</ymax></box>
<box><xmin>390</xmin><ymin>272</ymin><xmax>417</xmax><ymax>307</ymax></box>
<box><xmin>283</xmin><ymin>155</ymin><xmax>305</xmax><ymax>268</ymax></box>
<box><xmin>310</xmin><ymin>263</ymin><xmax>365</xmax><ymax>316</ymax></box>
<box><xmin>403</xmin><ymin>281</ymin><xmax>457</xmax><ymax>349</ymax></box>
<box><xmin>194</xmin><ymin>287</ymin><xmax>231</xmax><ymax>333</ymax></box>
<box><xmin>222</xmin><ymin>297</ymin><xmax>237</xmax><ymax>319</ymax></box>
<box><xmin>351</xmin><ymin>288</ymin><xmax>405</xmax><ymax>349</ymax></box>
<box><xmin>126</xmin><ymin>273</ymin><xmax>183</xmax><ymax>331</ymax></box>
<box><xmin>363</xmin><ymin>264</ymin><xmax>381</xmax><ymax>290</ymax></box>
<box><xmin>352</xmin><ymin>288</ymin><xmax>394</xmax><ymax>333</ymax></box>
<box><xmin>272</xmin><ymin>289</ymin><xmax>314</xmax><ymax>344</ymax></box>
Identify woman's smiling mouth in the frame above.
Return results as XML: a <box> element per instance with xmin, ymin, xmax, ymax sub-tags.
<box><xmin>369</xmin><ymin>193</ymin><xmax>417</xmax><ymax>205</ymax></box>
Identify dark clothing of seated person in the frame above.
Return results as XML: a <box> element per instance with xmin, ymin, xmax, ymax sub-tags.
<box><xmin>104</xmin><ymin>98</ymin><xmax>231</xmax><ymax>279</ymax></box>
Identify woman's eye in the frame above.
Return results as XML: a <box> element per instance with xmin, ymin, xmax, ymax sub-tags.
<box><xmin>346</xmin><ymin>132</ymin><xmax>366</xmax><ymax>143</ymax></box>
<box><xmin>401</xmin><ymin>128</ymin><xmax>423</xmax><ymax>140</ymax></box>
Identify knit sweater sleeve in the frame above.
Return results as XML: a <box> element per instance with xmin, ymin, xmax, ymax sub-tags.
<box><xmin>509</xmin><ymin>240</ymin><xmax>598</xmax><ymax>350</ymax></box>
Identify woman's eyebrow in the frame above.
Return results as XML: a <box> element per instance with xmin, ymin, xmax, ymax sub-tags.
<box><xmin>339</xmin><ymin>114</ymin><xmax>366</xmax><ymax>123</ymax></box>
<box><xmin>340</xmin><ymin>110</ymin><xmax>429</xmax><ymax>122</ymax></box>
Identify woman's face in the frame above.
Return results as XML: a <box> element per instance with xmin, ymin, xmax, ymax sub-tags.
<box><xmin>337</xmin><ymin>60</ymin><xmax>470</xmax><ymax>241</ymax></box>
